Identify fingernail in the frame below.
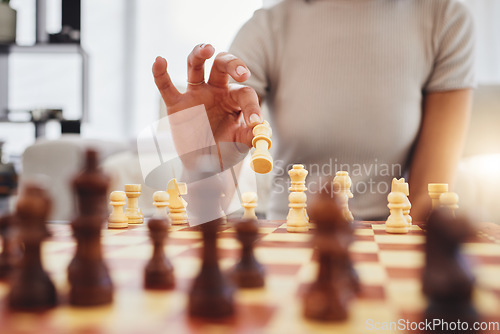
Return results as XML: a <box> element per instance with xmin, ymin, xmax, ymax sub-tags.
<box><xmin>249</xmin><ymin>114</ymin><xmax>262</xmax><ymax>125</ymax></box>
<box><xmin>236</xmin><ymin>66</ymin><xmax>248</xmax><ymax>76</ymax></box>
<box><xmin>200</xmin><ymin>43</ymin><xmax>206</xmax><ymax>49</ymax></box>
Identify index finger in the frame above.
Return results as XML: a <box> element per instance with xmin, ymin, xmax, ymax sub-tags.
<box><xmin>208</xmin><ymin>52</ymin><xmax>251</xmax><ymax>88</ymax></box>
<box><xmin>230</xmin><ymin>85</ymin><xmax>263</xmax><ymax>127</ymax></box>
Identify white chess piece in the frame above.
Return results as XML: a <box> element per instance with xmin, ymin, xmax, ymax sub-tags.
<box><xmin>428</xmin><ymin>183</ymin><xmax>448</xmax><ymax>210</ymax></box>
<box><xmin>167</xmin><ymin>178</ymin><xmax>188</xmax><ymax>225</ymax></box>
<box><xmin>289</xmin><ymin>164</ymin><xmax>309</xmax><ymax>222</ymax></box>
<box><xmin>287</xmin><ymin>192</ymin><xmax>308</xmax><ymax>232</ymax></box>
<box><xmin>386</xmin><ymin>192</ymin><xmax>409</xmax><ymax>234</ymax></box>
<box><xmin>242</xmin><ymin>192</ymin><xmax>258</xmax><ymax>220</ymax></box>
<box><xmin>153</xmin><ymin>191</ymin><xmax>169</xmax><ymax>219</ymax></box>
<box><xmin>392</xmin><ymin>178</ymin><xmax>412</xmax><ymax>226</ymax></box>
<box><xmin>439</xmin><ymin>192</ymin><xmax>459</xmax><ymax>217</ymax></box>
<box><xmin>219</xmin><ymin>192</ymin><xmax>227</xmax><ymax>225</ymax></box>
<box><xmin>108</xmin><ymin>191</ymin><xmax>128</xmax><ymax>229</ymax></box>
<box><xmin>250</xmin><ymin>121</ymin><xmax>273</xmax><ymax>174</ymax></box>
<box><xmin>333</xmin><ymin>171</ymin><xmax>354</xmax><ymax>222</ymax></box>
<box><xmin>125</xmin><ymin>184</ymin><xmax>144</xmax><ymax>224</ymax></box>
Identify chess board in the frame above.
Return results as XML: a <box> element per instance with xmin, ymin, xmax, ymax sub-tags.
<box><xmin>1</xmin><ymin>220</ymin><xmax>500</xmax><ymax>334</ymax></box>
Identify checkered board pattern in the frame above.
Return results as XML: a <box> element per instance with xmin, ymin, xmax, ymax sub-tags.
<box><xmin>1</xmin><ymin>220</ymin><xmax>500</xmax><ymax>334</ymax></box>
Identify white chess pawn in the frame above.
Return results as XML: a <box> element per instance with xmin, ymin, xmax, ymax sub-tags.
<box><xmin>108</xmin><ymin>191</ymin><xmax>128</xmax><ymax>229</ymax></box>
<box><xmin>125</xmin><ymin>184</ymin><xmax>144</xmax><ymax>224</ymax></box>
<box><xmin>386</xmin><ymin>192</ymin><xmax>409</xmax><ymax>234</ymax></box>
<box><xmin>439</xmin><ymin>192</ymin><xmax>459</xmax><ymax>217</ymax></box>
<box><xmin>333</xmin><ymin>171</ymin><xmax>354</xmax><ymax>222</ymax></box>
<box><xmin>428</xmin><ymin>183</ymin><xmax>448</xmax><ymax>210</ymax></box>
<box><xmin>392</xmin><ymin>178</ymin><xmax>412</xmax><ymax>226</ymax></box>
<box><xmin>219</xmin><ymin>192</ymin><xmax>227</xmax><ymax>225</ymax></box>
<box><xmin>287</xmin><ymin>192</ymin><xmax>308</xmax><ymax>233</ymax></box>
<box><xmin>167</xmin><ymin>178</ymin><xmax>188</xmax><ymax>225</ymax></box>
<box><xmin>153</xmin><ymin>191</ymin><xmax>170</xmax><ymax>219</ymax></box>
<box><xmin>289</xmin><ymin>165</ymin><xmax>309</xmax><ymax>221</ymax></box>
<box><xmin>250</xmin><ymin>121</ymin><xmax>273</xmax><ymax>174</ymax></box>
<box><xmin>242</xmin><ymin>192</ymin><xmax>258</xmax><ymax>220</ymax></box>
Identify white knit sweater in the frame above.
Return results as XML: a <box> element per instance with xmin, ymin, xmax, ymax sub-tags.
<box><xmin>230</xmin><ymin>0</ymin><xmax>475</xmax><ymax>220</ymax></box>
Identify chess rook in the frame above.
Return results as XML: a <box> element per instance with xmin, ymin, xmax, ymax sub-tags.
<box><xmin>391</xmin><ymin>178</ymin><xmax>412</xmax><ymax>226</ymax></box>
<box><xmin>167</xmin><ymin>178</ymin><xmax>188</xmax><ymax>225</ymax></box>
<box><xmin>386</xmin><ymin>192</ymin><xmax>410</xmax><ymax>234</ymax></box>
<box><xmin>428</xmin><ymin>183</ymin><xmax>448</xmax><ymax>210</ymax></box>
<box><xmin>68</xmin><ymin>149</ymin><xmax>113</xmax><ymax>306</ymax></box>
<box><xmin>152</xmin><ymin>191</ymin><xmax>170</xmax><ymax>220</ymax></box>
<box><xmin>250</xmin><ymin>121</ymin><xmax>273</xmax><ymax>174</ymax></box>
<box><xmin>125</xmin><ymin>184</ymin><xmax>144</xmax><ymax>224</ymax></box>
<box><xmin>287</xmin><ymin>164</ymin><xmax>309</xmax><ymax>233</ymax></box>
<box><xmin>241</xmin><ymin>192</ymin><xmax>258</xmax><ymax>220</ymax></box>
<box><xmin>333</xmin><ymin>171</ymin><xmax>354</xmax><ymax>222</ymax></box>
<box><xmin>144</xmin><ymin>217</ymin><xmax>174</xmax><ymax>290</ymax></box>
<box><xmin>8</xmin><ymin>185</ymin><xmax>58</xmax><ymax>311</ymax></box>
<box><xmin>108</xmin><ymin>191</ymin><xmax>128</xmax><ymax>229</ymax></box>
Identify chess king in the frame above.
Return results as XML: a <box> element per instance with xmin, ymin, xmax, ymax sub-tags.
<box><xmin>68</xmin><ymin>150</ymin><xmax>114</xmax><ymax>306</ymax></box>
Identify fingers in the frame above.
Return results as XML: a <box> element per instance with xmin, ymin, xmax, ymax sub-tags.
<box><xmin>152</xmin><ymin>56</ymin><xmax>181</xmax><ymax>106</ymax></box>
<box><xmin>208</xmin><ymin>52</ymin><xmax>251</xmax><ymax>88</ymax></box>
<box><xmin>230</xmin><ymin>85</ymin><xmax>263</xmax><ymax>127</ymax></box>
<box><xmin>237</xmin><ymin>127</ymin><xmax>256</xmax><ymax>148</ymax></box>
<box><xmin>187</xmin><ymin>43</ymin><xmax>215</xmax><ymax>85</ymax></box>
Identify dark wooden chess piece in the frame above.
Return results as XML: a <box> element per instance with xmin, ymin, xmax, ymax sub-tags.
<box><xmin>0</xmin><ymin>145</ymin><xmax>20</xmax><ymax>280</ymax></box>
<box><xmin>230</xmin><ymin>218</ymin><xmax>265</xmax><ymax>288</ymax></box>
<box><xmin>144</xmin><ymin>217</ymin><xmax>175</xmax><ymax>290</ymax></box>
<box><xmin>0</xmin><ymin>214</ymin><xmax>21</xmax><ymax>280</ymax></box>
<box><xmin>423</xmin><ymin>208</ymin><xmax>478</xmax><ymax>333</ymax></box>
<box><xmin>304</xmin><ymin>187</ymin><xmax>358</xmax><ymax>321</ymax></box>
<box><xmin>8</xmin><ymin>184</ymin><xmax>58</xmax><ymax>311</ymax></box>
<box><xmin>188</xmin><ymin>157</ymin><xmax>234</xmax><ymax>318</ymax></box>
<box><xmin>67</xmin><ymin>149</ymin><xmax>113</xmax><ymax>306</ymax></box>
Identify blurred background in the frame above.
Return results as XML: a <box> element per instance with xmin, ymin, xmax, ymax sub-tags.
<box><xmin>0</xmin><ymin>0</ymin><xmax>499</xmax><ymax>221</ymax></box>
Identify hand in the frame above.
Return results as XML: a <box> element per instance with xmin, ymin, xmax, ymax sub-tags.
<box><xmin>152</xmin><ymin>44</ymin><xmax>263</xmax><ymax>147</ymax></box>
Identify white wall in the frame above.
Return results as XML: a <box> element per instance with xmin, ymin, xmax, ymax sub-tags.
<box><xmin>463</xmin><ymin>0</ymin><xmax>500</xmax><ymax>84</ymax></box>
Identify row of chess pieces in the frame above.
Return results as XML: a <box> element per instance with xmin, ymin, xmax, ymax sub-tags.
<box><xmin>106</xmin><ymin>119</ymin><xmax>275</xmax><ymax>230</ymax></box>
<box><xmin>282</xmin><ymin>164</ymin><xmax>460</xmax><ymax>234</ymax></box>
<box><xmin>108</xmin><ymin>162</ymin><xmax>460</xmax><ymax>234</ymax></box>
<box><xmin>105</xmin><ymin>163</ymin><xmax>353</xmax><ymax>233</ymax></box>
<box><xmin>107</xmin><ymin>178</ymin><xmax>188</xmax><ymax>229</ymax></box>
<box><xmin>386</xmin><ymin>181</ymin><xmax>459</xmax><ymax>233</ymax></box>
